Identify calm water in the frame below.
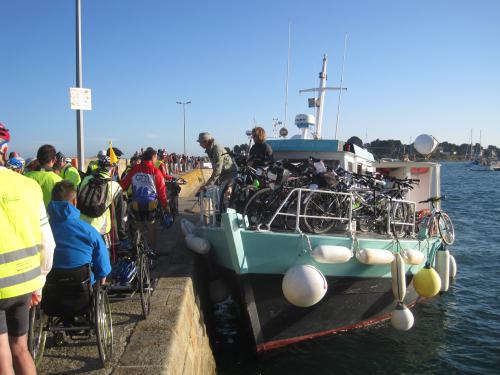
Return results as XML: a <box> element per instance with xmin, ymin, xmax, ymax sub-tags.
<box><xmin>217</xmin><ymin>162</ymin><xmax>500</xmax><ymax>375</ymax></box>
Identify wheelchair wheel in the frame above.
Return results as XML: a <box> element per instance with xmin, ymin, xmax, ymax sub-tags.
<box><xmin>138</xmin><ymin>252</ymin><xmax>151</xmax><ymax>319</ymax></box>
<box><xmin>28</xmin><ymin>305</ymin><xmax>47</xmax><ymax>366</ymax></box>
<box><xmin>95</xmin><ymin>288</ymin><xmax>113</xmax><ymax>367</ymax></box>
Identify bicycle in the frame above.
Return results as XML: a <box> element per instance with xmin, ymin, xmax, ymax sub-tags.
<box><xmin>166</xmin><ymin>177</ymin><xmax>186</xmax><ymax>218</ymax></box>
<box><xmin>417</xmin><ymin>196</ymin><xmax>455</xmax><ymax>245</ymax></box>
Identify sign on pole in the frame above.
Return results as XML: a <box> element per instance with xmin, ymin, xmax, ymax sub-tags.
<box><xmin>70</xmin><ymin>87</ymin><xmax>92</xmax><ymax>110</ymax></box>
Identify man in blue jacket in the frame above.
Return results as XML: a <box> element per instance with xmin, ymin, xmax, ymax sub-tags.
<box><xmin>47</xmin><ymin>180</ymin><xmax>111</xmax><ymax>285</ymax></box>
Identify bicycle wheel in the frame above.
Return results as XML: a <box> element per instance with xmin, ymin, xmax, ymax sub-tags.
<box><xmin>438</xmin><ymin>212</ymin><xmax>455</xmax><ymax>245</ymax></box>
<box><xmin>243</xmin><ymin>188</ymin><xmax>275</xmax><ymax>228</ymax></box>
<box><xmin>138</xmin><ymin>252</ymin><xmax>152</xmax><ymax>318</ymax></box>
<box><xmin>218</xmin><ymin>181</ymin><xmax>234</xmax><ymax>216</ymax></box>
<box><xmin>232</xmin><ymin>185</ymin><xmax>258</xmax><ymax>213</ymax></box>
<box><xmin>28</xmin><ymin>305</ymin><xmax>47</xmax><ymax>366</ymax></box>
<box><xmin>303</xmin><ymin>192</ymin><xmax>338</xmax><ymax>234</ymax></box>
<box><xmin>95</xmin><ymin>288</ymin><xmax>113</xmax><ymax>366</ymax></box>
<box><xmin>391</xmin><ymin>202</ymin><xmax>408</xmax><ymax>238</ymax></box>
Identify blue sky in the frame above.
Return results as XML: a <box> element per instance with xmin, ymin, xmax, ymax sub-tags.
<box><xmin>1</xmin><ymin>0</ymin><xmax>499</xmax><ymax>157</ymax></box>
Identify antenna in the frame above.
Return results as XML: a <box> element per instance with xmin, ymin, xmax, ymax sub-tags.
<box><xmin>284</xmin><ymin>21</ymin><xmax>291</xmax><ymax>129</ymax></box>
<box><xmin>334</xmin><ymin>33</ymin><xmax>348</xmax><ymax>140</ymax></box>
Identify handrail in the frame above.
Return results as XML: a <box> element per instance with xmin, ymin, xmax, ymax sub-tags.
<box><xmin>262</xmin><ymin>188</ymin><xmax>354</xmax><ymax>234</ymax></box>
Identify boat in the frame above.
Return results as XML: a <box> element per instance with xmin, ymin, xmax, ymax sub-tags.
<box><xmin>469</xmin><ymin>131</ymin><xmax>500</xmax><ymax>171</ymax></box>
<box><xmin>182</xmin><ymin>55</ymin><xmax>455</xmax><ymax>352</ymax></box>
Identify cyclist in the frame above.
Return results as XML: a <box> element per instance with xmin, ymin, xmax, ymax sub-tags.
<box><xmin>121</xmin><ymin>155</ymin><xmax>140</xmax><ymax>181</ymax></box>
<box><xmin>56</xmin><ymin>152</ymin><xmax>81</xmax><ymax>187</ymax></box>
<box><xmin>0</xmin><ymin>122</ymin><xmax>55</xmax><ymax>375</ymax></box>
<box><xmin>6</xmin><ymin>156</ymin><xmax>25</xmax><ymax>173</ymax></box>
<box><xmin>48</xmin><ymin>180</ymin><xmax>111</xmax><ymax>285</ymax></box>
<box><xmin>155</xmin><ymin>149</ymin><xmax>169</xmax><ymax>178</ymax></box>
<box><xmin>25</xmin><ymin>144</ymin><xmax>63</xmax><ymax>208</ymax></box>
<box><xmin>121</xmin><ymin>147</ymin><xmax>171</xmax><ymax>251</ymax></box>
<box><xmin>85</xmin><ymin>149</ymin><xmax>106</xmax><ymax>177</ymax></box>
<box><xmin>79</xmin><ymin>157</ymin><xmax>129</xmax><ymax>251</ymax></box>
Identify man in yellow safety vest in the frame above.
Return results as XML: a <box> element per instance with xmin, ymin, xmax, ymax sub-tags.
<box><xmin>0</xmin><ymin>122</ymin><xmax>55</xmax><ymax>374</ymax></box>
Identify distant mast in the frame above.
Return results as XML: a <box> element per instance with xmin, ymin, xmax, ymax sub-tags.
<box><xmin>299</xmin><ymin>55</ymin><xmax>346</xmax><ymax>139</ymax></box>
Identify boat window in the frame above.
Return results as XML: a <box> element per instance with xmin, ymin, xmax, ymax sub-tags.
<box><xmin>348</xmin><ymin>162</ymin><xmax>354</xmax><ymax>172</ymax></box>
<box><xmin>357</xmin><ymin>164</ymin><xmax>363</xmax><ymax>174</ymax></box>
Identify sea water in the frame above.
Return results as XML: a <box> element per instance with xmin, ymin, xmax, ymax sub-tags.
<box><xmin>217</xmin><ymin>162</ymin><xmax>500</xmax><ymax>375</ymax></box>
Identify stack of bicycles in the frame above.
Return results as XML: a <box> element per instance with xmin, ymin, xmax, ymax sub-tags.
<box><xmin>218</xmin><ymin>156</ymin><xmax>454</xmax><ymax>241</ymax></box>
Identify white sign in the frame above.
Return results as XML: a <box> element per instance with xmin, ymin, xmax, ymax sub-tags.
<box><xmin>70</xmin><ymin>87</ymin><xmax>92</xmax><ymax>110</ymax></box>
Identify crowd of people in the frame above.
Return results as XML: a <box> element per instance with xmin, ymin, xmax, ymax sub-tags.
<box><xmin>0</xmin><ymin>120</ymin><xmax>273</xmax><ymax>373</ymax></box>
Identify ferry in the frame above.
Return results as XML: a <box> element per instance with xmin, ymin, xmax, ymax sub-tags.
<box><xmin>182</xmin><ymin>55</ymin><xmax>456</xmax><ymax>352</ymax></box>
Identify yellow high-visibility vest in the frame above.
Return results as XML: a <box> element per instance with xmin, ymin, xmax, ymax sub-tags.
<box><xmin>0</xmin><ymin>168</ymin><xmax>44</xmax><ymax>299</ymax></box>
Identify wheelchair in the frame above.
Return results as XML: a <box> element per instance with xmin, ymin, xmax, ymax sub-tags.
<box><xmin>28</xmin><ymin>265</ymin><xmax>113</xmax><ymax>367</ymax></box>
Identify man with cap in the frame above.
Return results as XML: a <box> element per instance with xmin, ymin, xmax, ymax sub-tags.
<box><xmin>55</xmin><ymin>152</ymin><xmax>81</xmax><ymax>187</ymax></box>
<box><xmin>197</xmin><ymin>132</ymin><xmax>235</xmax><ymax>189</ymax></box>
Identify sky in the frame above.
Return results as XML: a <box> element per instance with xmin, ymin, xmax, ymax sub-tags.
<box><xmin>1</xmin><ymin>0</ymin><xmax>499</xmax><ymax>157</ymax></box>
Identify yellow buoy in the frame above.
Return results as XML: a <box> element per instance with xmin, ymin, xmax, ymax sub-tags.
<box><xmin>413</xmin><ymin>263</ymin><xmax>441</xmax><ymax>298</ymax></box>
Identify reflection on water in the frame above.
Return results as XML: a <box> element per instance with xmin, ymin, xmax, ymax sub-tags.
<box><xmin>215</xmin><ymin>163</ymin><xmax>500</xmax><ymax>375</ymax></box>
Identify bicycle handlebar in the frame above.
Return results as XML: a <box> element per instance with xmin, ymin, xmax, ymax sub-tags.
<box><xmin>419</xmin><ymin>195</ymin><xmax>446</xmax><ymax>204</ymax></box>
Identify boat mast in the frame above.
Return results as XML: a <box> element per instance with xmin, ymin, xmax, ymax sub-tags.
<box><xmin>284</xmin><ymin>21</ymin><xmax>291</xmax><ymax>129</ymax></box>
<box><xmin>299</xmin><ymin>55</ymin><xmax>346</xmax><ymax>139</ymax></box>
<box><xmin>334</xmin><ymin>33</ymin><xmax>348</xmax><ymax>140</ymax></box>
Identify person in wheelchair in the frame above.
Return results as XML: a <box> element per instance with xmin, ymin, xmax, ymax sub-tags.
<box><xmin>47</xmin><ymin>180</ymin><xmax>111</xmax><ymax>287</ymax></box>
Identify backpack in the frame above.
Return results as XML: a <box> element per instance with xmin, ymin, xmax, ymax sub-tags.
<box><xmin>77</xmin><ymin>177</ymin><xmax>112</xmax><ymax>218</ymax></box>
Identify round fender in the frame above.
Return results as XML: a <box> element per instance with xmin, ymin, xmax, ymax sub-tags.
<box><xmin>435</xmin><ymin>248</ymin><xmax>450</xmax><ymax>292</ymax></box>
<box><xmin>391</xmin><ymin>302</ymin><xmax>414</xmax><ymax>331</ymax></box>
<box><xmin>413</xmin><ymin>264</ymin><xmax>441</xmax><ymax>298</ymax></box>
<box><xmin>282</xmin><ymin>265</ymin><xmax>327</xmax><ymax>307</ymax></box>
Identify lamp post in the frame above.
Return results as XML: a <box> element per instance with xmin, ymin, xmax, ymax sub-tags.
<box><xmin>176</xmin><ymin>101</ymin><xmax>191</xmax><ymax>155</ymax></box>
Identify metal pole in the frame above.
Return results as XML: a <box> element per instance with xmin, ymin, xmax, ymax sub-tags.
<box><xmin>76</xmin><ymin>0</ymin><xmax>84</xmax><ymax>170</ymax></box>
<box><xmin>183</xmin><ymin>103</ymin><xmax>186</xmax><ymax>155</ymax></box>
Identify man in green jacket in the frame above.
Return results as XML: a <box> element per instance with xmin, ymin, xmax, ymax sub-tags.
<box><xmin>25</xmin><ymin>144</ymin><xmax>62</xmax><ymax>207</ymax></box>
<box><xmin>197</xmin><ymin>132</ymin><xmax>236</xmax><ymax>189</ymax></box>
<box><xmin>55</xmin><ymin>152</ymin><xmax>81</xmax><ymax>187</ymax></box>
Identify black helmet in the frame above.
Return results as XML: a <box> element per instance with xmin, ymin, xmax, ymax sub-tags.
<box><xmin>56</xmin><ymin>151</ymin><xmax>65</xmax><ymax>164</ymax></box>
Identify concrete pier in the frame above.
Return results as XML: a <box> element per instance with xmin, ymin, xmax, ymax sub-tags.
<box><xmin>37</xmin><ymin>170</ymin><xmax>216</xmax><ymax>374</ymax></box>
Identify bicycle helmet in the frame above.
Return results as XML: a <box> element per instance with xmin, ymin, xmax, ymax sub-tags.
<box><xmin>6</xmin><ymin>157</ymin><xmax>25</xmax><ymax>171</ymax></box>
<box><xmin>97</xmin><ymin>149</ymin><xmax>107</xmax><ymax>159</ymax></box>
<box><xmin>97</xmin><ymin>155</ymin><xmax>111</xmax><ymax>169</ymax></box>
<box><xmin>55</xmin><ymin>151</ymin><xmax>66</xmax><ymax>164</ymax></box>
<box><xmin>111</xmin><ymin>259</ymin><xmax>137</xmax><ymax>284</ymax></box>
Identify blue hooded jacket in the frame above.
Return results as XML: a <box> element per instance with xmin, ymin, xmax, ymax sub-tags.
<box><xmin>48</xmin><ymin>200</ymin><xmax>111</xmax><ymax>284</ymax></box>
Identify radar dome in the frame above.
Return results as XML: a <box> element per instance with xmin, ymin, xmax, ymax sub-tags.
<box><xmin>414</xmin><ymin>134</ymin><xmax>438</xmax><ymax>156</ymax></box>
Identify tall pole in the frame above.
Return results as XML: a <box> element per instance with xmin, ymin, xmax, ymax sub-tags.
<box><xmin>76</xmin><ymin>0</ymin><xmax>84</xmax><ymax>170</ymax></box>
<box><xmin>177</xmin><ymin>101</ymin><xmax>191</xmax><ymax>155</ymax></box>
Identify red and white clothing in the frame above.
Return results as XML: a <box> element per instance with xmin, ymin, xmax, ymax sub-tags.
<box><xmin>121</xmin><ymin>161</ymin><xmax>168</xmax><ymax>208</ymax></box>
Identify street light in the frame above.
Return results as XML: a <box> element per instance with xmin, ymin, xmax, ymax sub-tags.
<box><xmin>176</xmin><ymin>101</ymin><xmax>191</xmax><ymax>155</ymax></box>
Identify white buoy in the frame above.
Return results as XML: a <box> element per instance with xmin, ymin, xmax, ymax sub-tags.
<box><xmin>401</xmin><ymin>249</ymin><xmax>425</xmax><ymax>265</ymax></box>
<box><xmin>311</xmin><ymin>245</ymin><xmax>352</xmax><ymax>264</ymax></box>
<box><xmin>356</xmin><ymin>249</ymin><xmax>394</xmax><ymax>265</ymax></box>
<box><xmin>282</xmin><ymin>265</ymin><xmax>327</xmax><ymax>307</ymax></box>
<box><xmin>181</xmin><ymin>218</ymin><xmax>195</xmax><ymax>236</ymax></box>
<box><xmin>435</xmin><ymin>248</ymin><xmax>450</xmax><ymax>292</ymax></box>
<box><xmin>391</xmin><ymin>302</ymin><xmax>414</xmax><ymax>331</ymax></box>
<box><xmin>449</xmin><ymin>254</ymin><xmax>457</xmax><ymax>280</ymax></box>
<box><xmin>391</xmin><ymin>253</ymin><xmax>407</xmax><ymax>302</ymax></box>
<box><xmin>185</xmin><ymin>234</ymin><xmax>210</xmax><ymax>255</ymax></box>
